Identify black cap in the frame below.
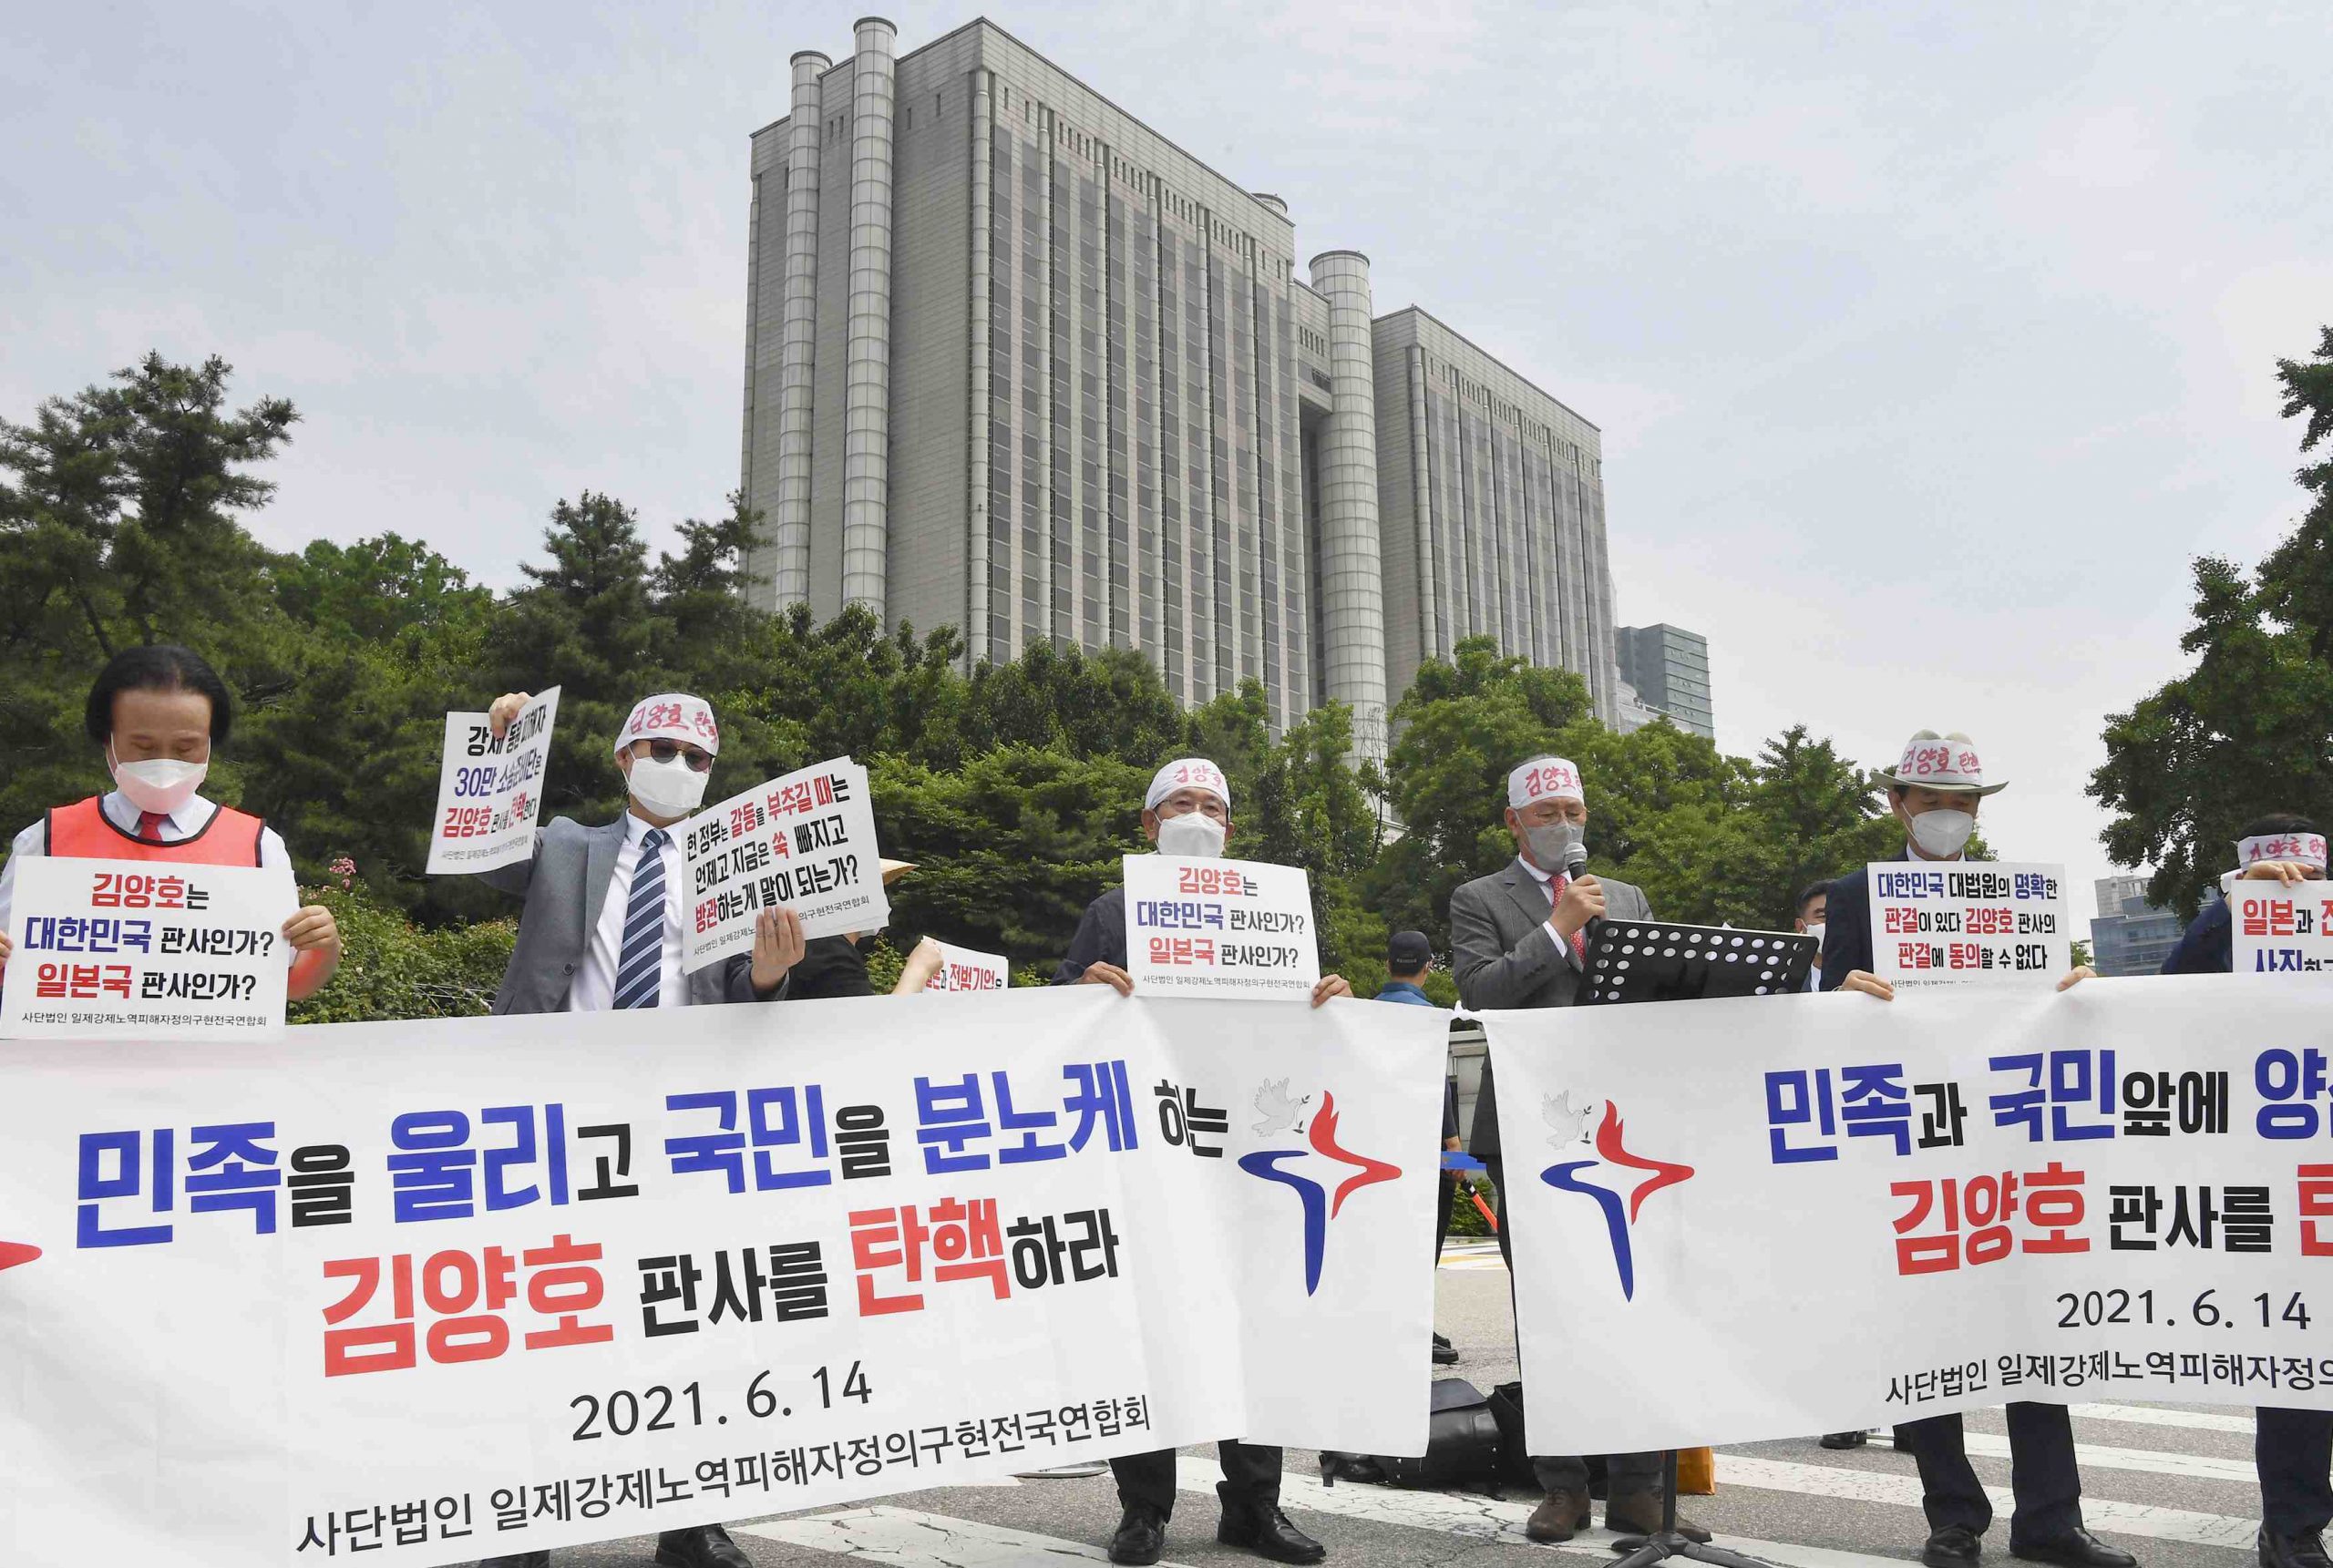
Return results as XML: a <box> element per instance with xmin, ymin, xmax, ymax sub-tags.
<box><xmin>1387</xmin><ymin>931</ymin><xmax>1433</xmax><ymax>973</ymax></box>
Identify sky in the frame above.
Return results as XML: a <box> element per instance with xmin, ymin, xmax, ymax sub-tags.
<box><xmin>6</xmin><ymin>0</ymin><xmax>2330</xmax><ymax>926</ymax></box>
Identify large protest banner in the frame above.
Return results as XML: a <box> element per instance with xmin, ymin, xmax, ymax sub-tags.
<box><xmin>1488</xmin><ymin>976</ymin><xmax>2333</xmax><ymax>1456</ymax></box>
<box><xmin>680</xmin><ymin>758</ymin><xmax>888</xmax><ymax>973</ymax></box>
<box><xmin>425</xmin><ymin>687</ymin><xmax>560</xmax><ymax>875</ymax></box>
<box><xmin>1</xmin><ymin>856</ymin><xmax>297</xmax><ymax>1040</ymax></box>
<box><xmin>0</xmin><ymin>991</ymin><xmax>1444</xmax><ymax>1565</ymax></box>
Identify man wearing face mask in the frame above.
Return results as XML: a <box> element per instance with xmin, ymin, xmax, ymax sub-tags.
<box><xmin>1821</xmin><ymin>731</ymin><xmax>2132</xmax><ymax>1568</ymax></box>
<box><xmin>1795</xmin><ymin>882</ymin><xmax>1828</xmax><ymax>994</ymax></box>
<box><xmin>470</xmin><ymin>692</ymin><xmax>804</xmax><ymax>1568</ymax></box>
<box><xmin>0</xmin><ymin>643</ymin><xmax>342</xmax><ymax>999</ymax></box>
<box><xmin>1447</xmin><ymin>755</ymin><xmax>1693</xmax><ymax>1545</ymax></box>
<box><xmin>1052</xmin><ymin>756</ymin><xmax>1348</xmax><ymax>1568</ymax></box>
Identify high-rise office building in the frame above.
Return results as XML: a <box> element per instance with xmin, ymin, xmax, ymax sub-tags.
<box><xmin>738</xmin><ymin>17</ymin><xmax>1619</xmax><ymax>755</ymax></box>
<box><xmin>1615</xmin><ymin>623</ymin><xmax>1714</xmax><ymax>741</ymax></box>
<box><xmin>2090</xmin><ymin>873</ymin><xmax>2185</xmax><ymax>978</ymax></box>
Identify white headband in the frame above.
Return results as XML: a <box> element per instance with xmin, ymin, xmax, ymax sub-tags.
<box><xmin>615</xmin><ymin>692</ymin><xmax>721</xmax><ymax>756</ymax></box>
<box><xmin>1146</xmin><ymin>757</ymin><xmax>1231</xmax><ymax>814</ymax></box>
<box><xmin>1508</xmin><ymin>756</ymin><xmax>1583</xmax><ymax>809</ymax></box>
<box><xmin>2239</xmin><ymin>832</ymin><xmax>2328</xmax><ymax>871</ymax></box>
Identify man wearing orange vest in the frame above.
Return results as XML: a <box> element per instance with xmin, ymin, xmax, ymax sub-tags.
<box><xmin>0</xmin><ymin>644</ymin><xmax>341</xmax><ymax>996</ymax></box>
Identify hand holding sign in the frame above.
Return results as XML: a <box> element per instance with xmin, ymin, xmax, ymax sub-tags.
<box><xmin>427</xmin><ymin>687</ymin><xmax>560</xmax><ymax>875</ymax></box>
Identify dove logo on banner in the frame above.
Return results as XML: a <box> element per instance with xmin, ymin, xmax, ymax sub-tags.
<box><xmin>1237</xmin><ymin>1082</ymin><xmax>1403</xmax><ymax>1295</ymax></box>
<box><xmin>1540</xmin><ymin>1102</ymin><xmax>1696</xmax><ymax>1301</ymax></box>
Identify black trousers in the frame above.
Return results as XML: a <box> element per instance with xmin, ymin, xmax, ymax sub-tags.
<box><xmin>1486</xmin><ymin>1160</ymin><xmax>1662</xmax><ymax>1498</ymax></box>
<box><xmin>1111</xmin><ymin>1440</ymin><xmax>1281</xmax><ymax>1515</ymax></box>
<box><xmin>1901</xmin><ymin>1404</ymin><xmax>2081</xmax><ymax>1540</ymax></box>
<box><xmin>1435</xmin><ymin>1172</ymin><xmax>1457</xmax><ymax>1262</ymax></box>
<box><xmin>2259</xmin><ymin>1406</ymin><xmax>2333</xmax><ymax>1536</ymax></box>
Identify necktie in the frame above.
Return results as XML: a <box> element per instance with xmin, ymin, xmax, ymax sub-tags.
<box><xmin>1549</xmin><ymin>874</ymin><xmax>1588</xmax><ymax>961</ymax></box>
<box><xmin>612</xmin><ymin>828</ymin><xmax>669</xmax><ymax>1009</ymax></box>
<box><xmin>137</xmin><ymin>811</ymin><xmax>170</xmax><ymax>841</ymax></box>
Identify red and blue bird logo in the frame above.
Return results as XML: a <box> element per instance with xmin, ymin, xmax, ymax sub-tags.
<box><xmin>1238</xmin><ymin>1091</ymin><xmax>1403</xmax><ymax>1295</ymax></box>
<box><xmin>1541</xmin><ymin>1102</ymin><xmax>1695</xmax><ymax>1300</ymax></box>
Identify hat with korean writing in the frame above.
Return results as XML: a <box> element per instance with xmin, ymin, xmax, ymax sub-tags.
<box><xmin>614</xmin><ymin>693</ymin><xmax>720</xmax><ymax>756</ymax></box>
<box><xmin>1145</xmin><ymin>757</ymin><xmax>1231</xmax><ymax>814</ymax></box>
<box><xmin>1507</xmin><ymin>755</ymin><xmax>1584</xmax><ymax>808</ymax></box>
<box><xmin>1876</xmin><ymin>730</ymin><xmax>2005</xmax><ymax>795</ymax></box>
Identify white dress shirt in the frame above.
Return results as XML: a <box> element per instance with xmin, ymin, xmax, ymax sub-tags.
<box><xmin>566</xmin><ymin>812</ymin><xmax>687</xmax><ymax>1011</ymax></box>
<box><xmin>0</xmin><ymin>792</ymin><xmax>293</xmax><ymax>933</ymax></box>
<box><xmin>1514</xmin><ymin>855</ymin><xmax>1585</xmax><ymax>970</ymax></box>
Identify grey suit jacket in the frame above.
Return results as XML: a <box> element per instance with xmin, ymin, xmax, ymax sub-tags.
<box><xmin>483</xmin><ymin>816</ymin><xmax>766</xmax><ymax>1015</ymax></box>
<box><xmin>1449</xmin><ymin>859</ymin><xmax>1650</xmax><ymax>1163</ymax></box>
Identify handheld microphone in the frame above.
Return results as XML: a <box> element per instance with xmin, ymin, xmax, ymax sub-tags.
<box><xmin>1560</xmin><ymin>841</ymin><xmax>1588</xmax><ymax>879</ymax></box>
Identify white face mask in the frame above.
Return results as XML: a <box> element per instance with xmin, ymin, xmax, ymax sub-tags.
<box><xmin>1156</xmin><ymin>811</ymin><xmax>1227</xmax><ymax>859</ymax></box>
<box><xmin>1802</xmin><ymin>920</ymin><xmax>1826</xmax><ymax>946</ymax></box>
<box><xmin>109</xmin><ymin>746</ymin><xmax>208</xmax><ymax>817</ymax></box>
<box><xmin>1907</xmin><ymin>808</ymin><xmax>1977</xmax><ymax>859</ymax></box>
<box><xmin>627</xmin><ymin>753</ymin><xmax>710</xmax><ymax>818</ymax></box>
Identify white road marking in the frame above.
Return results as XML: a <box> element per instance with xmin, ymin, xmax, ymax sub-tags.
<box><xmin>1961</xmin><ymin>1431</ymin><xmax>2252</xmax><ymax>1483</ymax></box>
<box><xmin>2071</xmin><ymin>1403</ymin><xmax>2259</xmax><ymax>1435</ymax></box>
<box><xmin>742</xmin><ymin>1504</ymin><xmax>1168</xmax><ymax>1566</ymax></box>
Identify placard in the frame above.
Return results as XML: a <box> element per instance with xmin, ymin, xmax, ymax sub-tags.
<box><xmin>927</xmin><ymin>941</ymin><xmax>1010</xmax><ymax>993</ymax></box>
<box><xmin>2</xmin><ymin>856</ymin><xmax>297</xmax><ymax>1040</ymax></box>
<box><xmin>678</xmin><ymin>758</ymin><xmax>888</xmax><ymax>974</ymax></box>
<box><xmin>2232</xmin><ymin>887</ymin><xmax>2333</xmax><ymax>977</ymax></box>
<box><xmin>425</xmin><ymin>687</ymin><xmax>560</xmax><ymax>875</ymax></box>
<box><xmin>1123</xmin><ymin>855</ymin><xmax>1319</xmax><ymax>999</ymax></box>
<box><xmin>1865</xmin><ymin>860</ymin><xmax>2067</xmax><ymax>988</ymax></box>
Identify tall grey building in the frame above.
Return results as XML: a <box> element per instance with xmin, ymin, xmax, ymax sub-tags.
<box><xmin>1616</xmin><ymin>623</ymin><xmax>1714</xmax><ymax>740</ymax></box>
<box><xmin>2090</xmin><ymin>874</ymin><xmax>2184</xmax><ymax>978</ymax></box>
<box><xmin>739</xmin><ymin>17</ymin><xmax>1619</xmax><ymax>753</ymax></box>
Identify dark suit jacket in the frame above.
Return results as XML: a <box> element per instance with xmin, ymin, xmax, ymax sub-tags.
<box><xmin>1052</xmin><ymin>886</ymin><xmax>1129</xmax><ymax>981</ymax></box>
<box><xmin>2161</xmin><ymin>897</ymin><xmax>2232</xmax><ymax>976</ymax></box>
<box><xmin>1449</xmin><ymin>859</ymin><xmax>1650</xmax><ymax>1164</ymax></box>
<box><xmin>788</xmin><ymin>935</ymin><xmax>878</xmax><ymax>999</ymax></box>
<box><xmin>1818</xmin><ymin>853</ymin><xmax>1897</xmax><ymax>990</ymax></box>
<box><xmin>482</xmin><ymin>815</ymin><xmax>766</xmax><ymax>1014</ymax></box>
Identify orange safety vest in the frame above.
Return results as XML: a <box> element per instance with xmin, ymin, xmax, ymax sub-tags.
<box><xmin>43</xmin><ymin>795</ymin><xmax>266</xmax><ymax>866</ymax></box>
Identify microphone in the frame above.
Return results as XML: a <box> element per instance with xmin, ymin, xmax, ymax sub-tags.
<box><xmin>1560</xmin><ymin>841</ymin><xmax>1588</xmax><ymax>880</ymax></box>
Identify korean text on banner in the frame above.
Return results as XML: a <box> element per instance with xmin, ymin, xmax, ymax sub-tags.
<box><xmin>929</xmin><ymin>942</ymin><xmax>1010</xmax><ymax>993</ymax></box>
<box><xmin>2</xmin><ymin>856</ymin><xmax>298</xmax><ymax>1040</ymax></box>
<box><xmin>0</xmin><ymin>990</ymin><xmax>1444</xmax><ymax>1566</ymax></box>
<box><xmin>426</xmin><ymin>687</ymin><xmax>561</xmax><ymax>875</ymax></box>
<box><xmin>1865</xmin><ymin>860</ymin><xmax>2067</xmax><ymax>988</ymax></box>
<box><xmin>678</xmin><ymin>758</ymin><xmax>888</xmax><ymax>974</ymax></box>
<box><xmin>1486</xmin><ymin>975</ymin><xmax>2333</xmax><ymax>1457</ymax></box>
<box><xmin>1124</xmin><ymin>855</ymin><xmax>1320</xmax><ymax>1000</ymax></box>
<box><xmin>2233</xmin><ymin>888</ymin><xmax>2333</xmax><ymax>977</ymax></box>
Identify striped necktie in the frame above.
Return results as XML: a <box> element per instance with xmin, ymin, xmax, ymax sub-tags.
<box><xmin>612</xmin><ymin>827</ymin><xmax>670</xmax><ymax>1009</ymax></box>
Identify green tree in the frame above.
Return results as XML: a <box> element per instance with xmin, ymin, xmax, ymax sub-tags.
<box><xmin>2092</xmin><ymin>326</ymin><xmax>2333</xmax><ymax>916</ymax></box>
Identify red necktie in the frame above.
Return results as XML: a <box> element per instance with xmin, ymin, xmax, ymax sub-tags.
<box><xmin>1549</xmin><ymin>875</ymin><xmax>1588</xmax><ymax>960</ymax></box>
<box><xmin>136</xmin><ymin>811</ymin><xmax>170</xmax><ymax>841</ymax></box>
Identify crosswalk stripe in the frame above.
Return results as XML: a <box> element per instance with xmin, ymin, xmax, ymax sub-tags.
<box><xmin>1962</xmin><ymin>1430</ymin><xmax>2253</xmax><ymax>1482</ymax></box>
<box><xmin>741</xmin><ymin>1504</ymin><xmax>1177</xmax><ymax>1566</ymax></box>
<box><xmin>1711</xmin><ymin>1454</ymin><xmax>2259</xmax><ymax>1550</ymax></box>
<box><xmin>2072</xmin><ymin>1403</ymin><xmax>2258</xmax><ymax>1435</ymax></box>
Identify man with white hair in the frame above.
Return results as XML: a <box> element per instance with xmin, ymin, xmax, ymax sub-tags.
<box><xmin>1447</xmin><ymin>754</ymin><xmax>1689</xmax><ymax>1544</ymax></box>
<box><xmin>1054</xmin><ymin>756</ymin><xmax>1349</xmax><ymax>1568</ymax></box>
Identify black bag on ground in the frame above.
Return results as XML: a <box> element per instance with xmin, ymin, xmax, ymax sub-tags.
<box><xmin>1323</xmin><ymin>1378</ymin><xmax>1503</xmax><ymax>1490</ymax></box>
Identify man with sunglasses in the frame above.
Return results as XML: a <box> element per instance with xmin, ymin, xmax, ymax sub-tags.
<box><xmin>471</xmin><ymin>692</ymin><xmax>804</xmax><ymax>1565</ymax></box>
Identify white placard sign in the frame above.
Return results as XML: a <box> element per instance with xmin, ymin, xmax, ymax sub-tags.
<box><xmin>425</xmin><ymin>686</ymin><xmax>560</xmax><ymax>875</ymax></box>
<box><xmin>2232</xmin><ymin>887</ymin><xmax>2333</xmax><ymax>977</ymax></box>
<box><xmin>1123</xmin><ymin>855</ymin><xmax>1320</xmax><ymax>999</ymax></box>
<box><xmin>928</xmin><ymin>941</ymin><xmax>1010</xmax><ymax>992</ymax></box>
<box><xmin>1866</xmin><ymin>860</ymin><xmax>2067</xmax><ymax>988</ymax></box>
<box><xmin>2</xmin><ymin>856</ymin><xmax>297</xmax><ymax>1040</ymax></box>
<box><xmin>678</xmin><ymin>758</ymin><xmax>888</xmax><ymax>974</ymax></box>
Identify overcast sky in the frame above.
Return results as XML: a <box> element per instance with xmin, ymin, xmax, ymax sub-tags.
<box><xmin>7</xmin><ymin>1</ymin><xmax>2330</xmax><ymax>923</ymax></box>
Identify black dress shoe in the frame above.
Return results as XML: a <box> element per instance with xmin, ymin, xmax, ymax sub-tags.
<box><xmin>478</xmin><ymin>1553</ymin><xmax>550</xmax><ymax>1568</ymax></box>
<box><xmin>1924</xmin><ymin>1525</ymin><xmax>1983</xmax><ymax>1568</ymax></box>
<box><xmin>1819</xmin><ymin>1430</ymin><xmax>1868</xmax><ymax>1449</ymax></box>
<box><xmin>1432</xmin><ymin>1332</ymin><xmax>1453</xmax><ymax>1349</ymax></box>
<box><xmin>1217</xmin><ymin>1487</ymin><xmax>1327</xmax><ymax>1565</ymax></box>
<box><xmin>2009</xmin><ymin>1529</ymin><xmax>2137</xmax><ymax>1568</ymax></box>
<box><xmin>656</xmin><ymin>1523</ymin><xmax>752</xmax><ymax>1568</ymax></box>
<box><xmin>1432</xmin><ymin>1340</ymin><xmax>1460</xmax><ymax>1365</ymax></box>
<box><xmin>2262</xmin><ymin>1530</ymin><xmax>2333</xmax><ymax>1568</ymax></box>
<box><xmin>1110</xmin><ymin>1504</ymin><xmax>1168</xmax><ymax>1566</ymax></box>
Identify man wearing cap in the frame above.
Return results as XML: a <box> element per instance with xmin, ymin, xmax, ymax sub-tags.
<box><xmin>1823</xmin><ymin>731</ymin><xmax>2133</xmax><ymax>1568</ymax></box>
<box><xmin>472</xmin><ymin>692</ymin><xmax>806</xmax><ymax>1568</ymax></box>
<box><xmin>1054</xmin><ymin>756</ymin><xmax>1349</xmax><ymax>1568</ymax></box>
<box><xmin>1448</xmin><ymin>756</ymin><xmax>1693</xmax><ymax>1545</ymax></box>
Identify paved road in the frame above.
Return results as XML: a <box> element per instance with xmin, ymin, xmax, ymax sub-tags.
<box><xmin>539</xmin><ymin>1243</ymin><xmax>2266</xmax><ymax>1568</ymax></box>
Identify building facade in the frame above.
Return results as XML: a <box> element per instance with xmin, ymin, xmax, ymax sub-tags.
<box><xmin>1615</xmin><ymin>623</ymin><xmax>1713</xmax><ymax>740</ymax></box>
<box><xmin>2090</xmin><ymin>874</ymin><xmax>2185</xmax><ymax>978</ymax></box>
<box><xmin>739</xmin><ymin>18</ymin><xmax>1619</xmax><ymax>754</ymax></box>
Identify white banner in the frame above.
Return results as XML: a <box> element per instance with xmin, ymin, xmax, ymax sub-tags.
<box><xmin>425</xmin><ymin>687</ymin><xmax>560</xmax><ymax>875</ymax></box>
<box><xmin>679</xmin><ymin>759</ymin><xmax>889</xmax><ymax>974</ymax></box>
<box><xmin>0</xmin><ymin>991</ymin><xmax>1444</xmax><ymax>1564</ymax></box>
<box><xmin>927</xmin><ymin>941</ymin><xmax>1010</xmax><ymax>993</ymax></box>
<box><xmin>2233</xmin><ymin>887</ymin><xmax>2333</xmax><ymax>977</ymax></box>
<box><xmin>1866</xmin><ymin>860</ymin><xmax>2067</xmax><ymax>988</ymax></box>
<box><xmin>1</xmin><ymin>856</ymin><xmax>296</xmax><ymax>1040</ymax></box>
<box><xmin>1124</xmin><ymin>855</ymin><xmax>1319</xmax><ymax>999</ymax></box>
<box><xmin>1488</xmin><ymin>975</ymin><xmax>2333</xmax><ymax>1455</ymax></box>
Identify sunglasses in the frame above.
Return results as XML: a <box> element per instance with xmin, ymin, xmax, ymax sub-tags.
<box><xmin>639</xmin><ymin>739</ymin><xmax>714</xmax><ymax>772</ymax></box>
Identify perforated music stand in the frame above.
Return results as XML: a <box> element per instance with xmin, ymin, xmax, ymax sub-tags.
<box><xmin>1578</xmin><ymin>919</ymin><xmax>1816</xmax><ymax>1007</ymax></box>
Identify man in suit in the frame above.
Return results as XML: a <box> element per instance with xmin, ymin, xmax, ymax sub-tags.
<box><xmin>478</xmin><ymin>692</ymin><xmax>805</xmax><ymax>1568</ymax></box>
<box><xmin>1054</xmin><ymin>756</ymin><xmax>1349</xmax><ymax>1568</ymax></box>
<box><xmin>1449</xmin><ymin>755</ymin><xmax>1701</xmax><ymax>1546</ymax></box>
<box><xmin>1823</xmin><ymin>730</ymin><xmax>2132</xmax><ymax>1568</ymax></box>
